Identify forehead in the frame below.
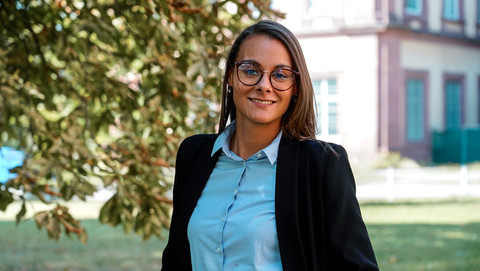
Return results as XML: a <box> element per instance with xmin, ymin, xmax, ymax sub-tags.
<box><xmin>236</xmin><ymin>34</ymin><xmax>292</xmax><ymax>67</ymax></box>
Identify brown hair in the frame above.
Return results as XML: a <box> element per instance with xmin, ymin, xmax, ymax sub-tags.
<box><xmin>219</xmin><ymin>20</ymin><xmax>316</xmax><ymax>140</ymax></box>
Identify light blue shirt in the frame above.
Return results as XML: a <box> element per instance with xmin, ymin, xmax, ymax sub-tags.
<box><xmin>187</xmin><ymin>121</ymin><xmax>283</xmax><ymax>271</ymax></box>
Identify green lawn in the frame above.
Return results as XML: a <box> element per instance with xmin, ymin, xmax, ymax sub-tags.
<box><xmin>1</xmin><ymin>200</ymin><xmax>479</xmax><ymax>271</ymax></box>
<box><xmin>0</xmin><ymin>219</ymin><xmax>167</xmax><ymax>271</ymax></box>
<box><xmin>361</xmin><ymin>200</ymin><xmax>480</xmax><ymax>271</ymax></box>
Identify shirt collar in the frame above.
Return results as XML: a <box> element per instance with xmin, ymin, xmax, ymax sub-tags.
<box><xmin>211</xmin><ymin>120</ymin><xmax>282</xmax><ymax>165</ymax></box>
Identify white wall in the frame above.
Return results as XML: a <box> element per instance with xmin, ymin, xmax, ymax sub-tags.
<box><xmin>273</xmin><ymin>0</ymin><xmax>378</xmax><ymax>32</ymax></box>
<box><xmin>299</xmin><ymin>35</ymin><xmax>379</xmax><ymax>162</ymax></box>
<box><xmin>464</xmin><ymin>0</ymin><xmax>479</xmax><ymax>38</ymax></box>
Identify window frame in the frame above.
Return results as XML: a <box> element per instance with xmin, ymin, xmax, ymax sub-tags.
<box><xmin>443</xmin><ymin>73</ymin><xmax>465</xmax><ymax>130</ymax></box>
<box><xmin>443</xmin><ymin>0</ymin><xmax>462</xmax><ymax>21</ymax></box>
<box><xmin>441</xmin><ymin>0</ymin><xmax>465</xmax><ymax>36</ymax></box>
<box><xmin>477</xmin><ymin>0</ymin><xmax>480</xmax><ymax>38</ymax></box>
<box><xmin>401</xmin><ymin>70</ymin><xmax>430</xmax><ymax>161</ymax></box>
<box><xmin>442</xmin><ymin>0</ymin><xmax>460</xmax><ymax>22</ymax></box>
<box><xmin>403</xmin><ymin>0</ymin><xmax>428</xmax><ymax>29</ymax></box>
<box><xmin>477</xmin><ymin>0</ymin><xmax>480</xmax><ymax>27</ymax></box>
<box><xmin>478</xmin><ymin>76</ymin><xmax>480</xmax><ymax>126</ymax></box>
<box><xmin>312</xmin><ymin>78</ymin><xmax>339</xmax><ymax>138</ymax></box>
<box><xmin>405</xmin><ymin>77</ymin><xmax>426</xmax><ymax>142</ymax></box>
<box><xmin>403</xmin><ymin>70</ymin><xmax>429</xmax><ymax>145</ymax></box>
<box><xmin>476</xmin><ymin>0</ymin><xmax>480</xmax><ymax>23</ymax></box>
<box><xmin>405</xmin><ymin>0</ymin><xmax>423</xmax><ymax>16</ymax></box>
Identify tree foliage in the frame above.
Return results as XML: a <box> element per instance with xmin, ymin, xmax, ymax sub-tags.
<box><xmin>0</xmin><ymin>0</ymin><xmax>281</xmax><ymax>243</ymax></box>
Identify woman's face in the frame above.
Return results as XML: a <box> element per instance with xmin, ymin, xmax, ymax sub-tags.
<box><xmin>228</xmin><ymin>35</ymin><xmax>297</xmax><ymax>130</ymax></box>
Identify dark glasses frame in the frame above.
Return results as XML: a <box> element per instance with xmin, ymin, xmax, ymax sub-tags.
<box><xmin>234</xmin><ymin>62</ymin><xmax>300</xmax><ymax>91</ymax></box>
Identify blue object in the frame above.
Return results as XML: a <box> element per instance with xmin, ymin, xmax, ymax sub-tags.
<box><xmin>432</xmin><ymin>128</ymin><xmax>480</xmax><ymax>164</ymax></box>
<box><xmin>187</xmin><ymin>121</ymin><xmax>283</xmax><ymax>270</ymax></box>
<box><xmin>0</xmin><ymin>147</ymin><xmax>25</xmax><ymax>184</ymax></box>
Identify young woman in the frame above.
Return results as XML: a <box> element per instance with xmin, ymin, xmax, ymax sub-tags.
<box><xmin>161</xmin><ymin>20</ymin><xmax>378</xmax><ymax>271</ymax></box>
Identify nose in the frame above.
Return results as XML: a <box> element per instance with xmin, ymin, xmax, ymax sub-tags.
<box><xmin>256</xmin><ymin>72</ymin><xmax>273</xmax><ymax>92</ymax></box>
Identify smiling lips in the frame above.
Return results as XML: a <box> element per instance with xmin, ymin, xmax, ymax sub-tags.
<box><xmin>249</xmin><ymin>98</ymin><xmax>275</xmax><ymax>105</ymax></box>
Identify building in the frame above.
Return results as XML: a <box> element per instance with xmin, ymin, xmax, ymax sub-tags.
<box><xmin>272</xmin><ymin>0</ymin><xmax>480</xmax><ymax>164</ymax></box>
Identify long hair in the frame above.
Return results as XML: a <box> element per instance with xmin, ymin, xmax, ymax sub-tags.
<box><xmin>219</xmin><ymin>20</ymin><xmax>316</xmax><ymax>140</ymax></box>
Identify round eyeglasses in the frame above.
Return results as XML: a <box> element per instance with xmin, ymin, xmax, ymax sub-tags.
<box><xmin>235</xmin><ymin>62</ymin><xmax>299</xmax><ymax>91</ymax></box>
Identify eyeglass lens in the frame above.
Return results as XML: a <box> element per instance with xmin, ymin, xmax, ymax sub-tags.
<box><xmin>237</xmin><ymin>63</ymin><xmax>296</xmax><ymax>91</ymax></box>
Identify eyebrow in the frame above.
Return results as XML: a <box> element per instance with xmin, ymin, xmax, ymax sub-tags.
<box><xmin>238</xmin><ymin>59</ymin><xmax>294</xmax><ymax>70</ymax></box>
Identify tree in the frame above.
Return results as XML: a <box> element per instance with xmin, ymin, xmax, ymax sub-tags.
<box><xmin>0</xmin><ymin>0</ymin><xmax>282</xmax><ymax>243</ymax></box>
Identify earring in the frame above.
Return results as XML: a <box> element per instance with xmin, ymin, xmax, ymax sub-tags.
<box><xmin>227</xmin><ymin>86</ymin><xmax>233</xmax><ymax>93</ymax></box>
<box><xmin>291</xmin><ymin>95</ymin><xmax>298</xmax><ymax>103</ymax></box>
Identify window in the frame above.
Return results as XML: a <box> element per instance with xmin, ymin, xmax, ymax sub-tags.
<box><xmin>406</xmin><ymin>78</ymin><xmax>425</xmax><ymax>142</ymax></box>
<box><xmin>478</xmin><ymin>78</ymin><xmax>480</xmax><ymax>125</ymax></box>
<box><xmin>445</xmin><ymin>80</ymin><xmax>462</xmax><ymax>129</ymax></box>
<box><xmin>478</xmin><ymin>0</ymin><xmax>480</xmax><ymax>24</ymax></box>
<box><xmin>444</xmin><ymin>0</ymin><xmax>460</xmax><ymax>21</ymax></box>
<box><xmin>313</xmin><ymin>79</ymin><xmax>338</xmax><ymax>136</ymax></box>
<box><xmin>405</xmin><ymin>0</ymin><xmax>423</xmax><ymax>16</ymax></box>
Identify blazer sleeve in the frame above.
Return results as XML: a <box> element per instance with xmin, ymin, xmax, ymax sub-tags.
<box><xmin>322</xmin><ymin>144</ymin><xmax>379</xmax><ymax>271</ymax></box>
<box><xmin>161</xmin><ymin>137</ymin><xmax>192</xmax><ymax>271</ymax></box>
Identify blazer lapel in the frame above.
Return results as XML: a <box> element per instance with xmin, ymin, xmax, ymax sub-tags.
<box><xmin>275</xmin><ymin>135</ymin><xmax>307</xmax><ymax>270</ymax></box>
<box><xmin>177</xmin><ymin>136</ymin><xmax>221</xmax><ymax>261</ymax></box>
<box><xmin>183</xmin><ymin>148</ymin><xmax>221</xmax><ymax>217</ymax></box>
<box><xmin>181</xmin><ymin>138</ymin><xmax>221</xmax><ymax>233</ymax></box>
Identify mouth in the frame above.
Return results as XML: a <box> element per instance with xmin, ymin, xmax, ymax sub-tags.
<box><xmin>249</xmin><ymin>98</ymin><xmax>275</xmax><ymax>105</ymax></box>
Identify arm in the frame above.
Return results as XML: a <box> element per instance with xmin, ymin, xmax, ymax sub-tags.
<box><xmin>323</xmin><ymin>144</ymin><xmax>379</xmax><ymax>270</ymax></box>
<box><xmin>161</xmin><ymin>138</ymin><xmax>192</xmax><ymax>271</ymax></box>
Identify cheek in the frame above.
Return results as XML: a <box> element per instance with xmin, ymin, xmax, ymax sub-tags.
<box><xmin>231</xmin><ymin>86</ymin><xmax>242</xmax><ymax>106</ymax></box>
<box><xmin>282</xmin><ymin>94</ymin><xmax>294</xmax><ymax>112</ymax></box>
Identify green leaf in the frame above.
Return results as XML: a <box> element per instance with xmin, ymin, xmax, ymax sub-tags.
<box><xmin>0</xmin><ymin>0</ymin><xmax>280</xmax><ymax>243</ymax></box>
<box><xmin>15</xmin><ymin>201</ymin><xmax>27</xmax><ymax>225</ymax></box>
<box><xmin>0</xmin><ymin>190</ymin><xmax>14</xmax><ymax>211</ymax></box>
<box><xmin>34</xmin><ymin>211</ymin><xmax>48</xmax><ymax>229</ymax></box>
<box><xmin>78</xmin><ymin>230</ymin><xmax>88</xmax><ymax>244</ymax></box>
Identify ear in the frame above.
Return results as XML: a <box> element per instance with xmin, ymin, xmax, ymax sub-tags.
<box><xmin>227</xmin><ymin>70</ymin><xmax>234</xmax><ymax>87</ymax></box>
<box><xmin>292</xmin><ymin>85</ymin><xmax>298</xmax><ymax>96</ymax></box>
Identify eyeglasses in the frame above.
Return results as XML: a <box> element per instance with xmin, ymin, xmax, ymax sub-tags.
<box><xmin>235</xmin><ymin>62</ymin><xmax>299</xmax><ymax>91</ymax></box>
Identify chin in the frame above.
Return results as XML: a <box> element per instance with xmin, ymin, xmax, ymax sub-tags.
<box><xmin>251</xmin><ymin>117</ymin><xmax>281</xmax><ymax>126</ymax></box>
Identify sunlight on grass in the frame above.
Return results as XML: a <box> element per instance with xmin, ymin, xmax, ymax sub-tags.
<box><xmin>361</xmin><ymin>200</ymin><xmax>480</xmax><ymax>224</ymax></box>
<box><xmin>0</xmin><ymin>220</ymin><xmax>167</xmax><ymax>271</ymax></box>
<box><xmin>1</xmin><ymin>200</ymin><xmax>479</xmax><ymax>270</ymax></box>
<box><xmin>361</xmin><ymin>200</ymin><xmax>480</xmax><ymax>271</ymax></box>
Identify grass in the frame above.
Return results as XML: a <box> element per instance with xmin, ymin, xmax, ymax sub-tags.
<box><xmin>361</xmin><ymin>200</ymin><xmax>480</xmax><ymax>271</ymax></box>
<box><xmin>1</xmin><ymin>200</ymin><xmax>480</xmax><ymax>271</ymax></box>
<box><xmin>0</xmin><ymin>220</ymin><xmax>167</xmax><ymax>271</ymax></box>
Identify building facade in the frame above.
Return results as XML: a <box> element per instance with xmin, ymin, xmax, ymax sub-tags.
<box><xmin>273</xmin><ymin>0</ymin><xmax>480</xmax><ymax>164</ymax></box>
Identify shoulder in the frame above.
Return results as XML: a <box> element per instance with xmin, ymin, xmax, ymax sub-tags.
<box><xmin>174</xmin><ymin>133</ymin><xmax>217</xmax><ymax>174</ymax></box>
<box><xmin>286</xmin><ymin>137</ymin><xmax>346</xmax><ymax>159</ymax></box>
<box><xmin>180</xmin><ymin>134</ymin><xmax>217</xmax><ymax>147</ymax></box>
<box><xmin>177</xmin><ymin>134</ymin><xmax>217</xmax><ymax>158</ymax></box>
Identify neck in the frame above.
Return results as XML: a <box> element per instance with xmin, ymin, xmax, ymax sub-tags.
<box><xmin>230</xmin><ymin>120</ymin><xmax>281</xmax><ymax>160</ymax></box>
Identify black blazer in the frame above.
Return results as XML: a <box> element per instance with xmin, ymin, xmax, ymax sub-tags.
<box><xmin>161</xmin><ymin>134</ymin><xmax>378</xmax><ymax>271</ymax></box>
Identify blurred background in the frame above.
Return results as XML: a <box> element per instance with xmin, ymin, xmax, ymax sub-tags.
<box><xmin>1</xmin><ymin>0</ymin><xmax>480</xmax><ymax>270</ymax></box>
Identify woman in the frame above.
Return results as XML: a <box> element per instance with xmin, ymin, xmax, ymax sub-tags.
<box><xmin>161</xmin><ymin>20</ymin><xmax>378</xmax><ymax>271</ymax></box>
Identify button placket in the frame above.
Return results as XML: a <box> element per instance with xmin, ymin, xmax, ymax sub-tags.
<box><xmin>218</xmin><ymin>164</ymin><xmax>246</xmax><ymax>262</ymax></box>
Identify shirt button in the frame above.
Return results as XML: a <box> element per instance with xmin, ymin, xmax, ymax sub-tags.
<box><xmin>221</xmin><ymin>217</ymin><xmax>225</xmax><ymax>222</ymax></box>
<box><xmin>216</xmin><ymin>248</ymin><xmax>221</xmax><ymax>253</ymax></box>
<box><xmin>257</xmin><ymin>153</ymin><xmax>262</xmax><ymax>158</ymax></box>
<box><xmin>233</xmin><ymin>189</ymin><xmax>238</xmax><ymax>194</ymax></box>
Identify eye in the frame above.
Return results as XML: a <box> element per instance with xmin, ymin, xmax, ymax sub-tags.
<box><xmin>272</xmin><ymin>69</ymin><xmax>291</xmax><ymax>81</ymax></box>
<box><xmin>239</xmin><ymin>64</ymin><xmax>260</xmax><ymax>77</ymax></box>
